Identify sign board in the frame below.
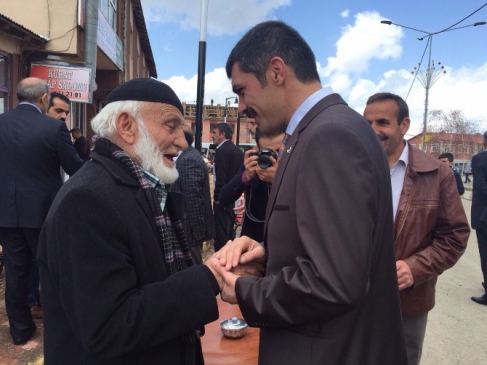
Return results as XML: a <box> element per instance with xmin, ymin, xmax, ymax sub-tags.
<box><xmin>30</xmin><ymin>64</ymin><xmax>91</xmax><ymax>103</ymax></box>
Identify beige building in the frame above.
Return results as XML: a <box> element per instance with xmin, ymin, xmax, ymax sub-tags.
<box><xmin>0</xmin><ymin>0</ymin><xmax>156</xmax><ymax>142</ymax></box>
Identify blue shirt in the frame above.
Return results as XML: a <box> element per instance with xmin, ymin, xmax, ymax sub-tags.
<box><xmin>286</xmin><ymin>86</ymin><xmax>334</xmax><ymax>136</ymax></box>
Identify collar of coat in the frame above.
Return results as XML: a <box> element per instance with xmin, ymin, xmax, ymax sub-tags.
<box><xmin>405</xmin><ymin>141</ymin><xmax>441</xmax><ymax>174</ymax></box>
<box><xmin>90</xmin><ymin>137</ymin><xmax>143</xmax><ymax>188</ymax></box>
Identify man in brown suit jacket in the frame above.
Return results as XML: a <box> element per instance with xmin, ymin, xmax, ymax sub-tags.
<box><xmin>209</xmin><ymin>21</ymin><xmax>407</xmax><ymax>365</ymax></box>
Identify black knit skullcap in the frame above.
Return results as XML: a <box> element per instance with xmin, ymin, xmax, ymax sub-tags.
<box><xmin>105</xmin><ymin>78</ymin><xmax>183</xmax><ymax>114</ymax></box>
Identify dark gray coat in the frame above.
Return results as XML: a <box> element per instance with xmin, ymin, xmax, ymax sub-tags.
<box><xmin>172</xmin><ymin>145</ymin><xmax>215</xmax><ymax>247</ymax></box>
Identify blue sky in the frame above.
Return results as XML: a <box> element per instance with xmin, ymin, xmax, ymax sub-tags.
<box><xmin>140</xmin><ymin>0</ymin><xmax>487</xmax><ymax>136</ymax></box>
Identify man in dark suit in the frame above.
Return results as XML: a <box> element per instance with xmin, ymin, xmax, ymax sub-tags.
<box><xmin>0</xmin><ymin>77</ymin><xmax>83</xmax><ymax>345</ymax></box>
<box><xmin>439</xmin><ymin>152</ymin><xmax>465</xmax><ymax>195</ymax></box>
<box><xmin>209</xmin><ymin>21</ymin><xmax>407</xmax><ymax>364</ymax></box>
<box><xmin>171</xmin><ymin>125</ymin><xmax>215</xmax><ymax>264</ymax></box>
<box><xmin>211</xmin><ymin>123</ymin><xmax>243</xmax><ymax>251</ymax></box>
<box><xmin>70</xmin><ymin>127</ymin><xmax>91</xmax><ymax>161</ymax></box>
<box><xmin>471</xmin><ymin>132</ymin><xmax>487</xmax><ymax>305</ymax></box>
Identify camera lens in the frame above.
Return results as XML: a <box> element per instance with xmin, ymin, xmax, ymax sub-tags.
<box><xmin>258</xmin><ymin>155</ymin><xmax>272</xmax><ymax>169</ymax></box>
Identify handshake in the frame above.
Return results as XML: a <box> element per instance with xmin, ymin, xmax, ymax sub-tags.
<box><xmin>205</xmin><ymin>236</ymin><xmax>266</xmax><ymax>304</ymax></box>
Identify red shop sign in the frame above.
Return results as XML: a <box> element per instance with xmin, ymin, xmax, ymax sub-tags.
<box><xmin>30</xmin><ymin>64</ymin><xmax>91</xmax><ymax>103</ymax></box>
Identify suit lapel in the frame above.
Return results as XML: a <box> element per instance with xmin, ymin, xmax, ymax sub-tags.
<box><xmin>264</xmin><ymin>93</ymin><xmax>348</xmax><ymax>232</ymax></box>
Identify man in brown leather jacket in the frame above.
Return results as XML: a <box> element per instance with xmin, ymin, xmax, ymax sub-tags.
<box><xmin>364</xmin><ymin>93</ymin><xmax>470</xmax><ymax>365</ymax></box>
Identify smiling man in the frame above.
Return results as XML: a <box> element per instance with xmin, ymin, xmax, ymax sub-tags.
<box><xmin>38</xmin><ymin>78</ymin><xmax>227</xmax><ymax>364</ymax></box>
<box><xmin>211</xmin><ymin>21</ymin><xmax>407</xmax><ymax>365</ymax></box>
<box><xmin>363</xmin><ymin>92</ymin><xmax>469</xmax><ymax>365</ymax></box>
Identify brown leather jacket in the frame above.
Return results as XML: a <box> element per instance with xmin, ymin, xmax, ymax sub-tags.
<box><xmin>395</xmin><ymin>143</ymin><xmax>470</xmax><ymax>317</ymax></box>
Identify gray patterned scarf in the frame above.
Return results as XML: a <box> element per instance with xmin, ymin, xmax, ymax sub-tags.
<box><xmin>112</xmin><ymin>146</ymin><xmax>200</xmax><ymax>342</ymax></box>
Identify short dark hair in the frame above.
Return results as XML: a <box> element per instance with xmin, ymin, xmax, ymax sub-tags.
<box><xmin>366</xmin><ymin>92</ymin><xmax>409</xmax><ymax>125</ymax></box>
<box><xmin>70</xmin><ymin>128</ymin><xmax>81</xmax><ymax>134</ymax></box>
<box><xmin>439</xmin><ymin>152</ymin><xmax>454</xmax><ymax>162</ymax></box>
<box><xmin>50</xmin><ymin>91</ymin><xmax>70</xmax><ymax>107</ymax></box>
<box><xmin>226</xmin><ymin>20</ymin><xmax>320</xmax><ymax>87</ymax></box>
<box><xmin>183</xmin><ymin>129</ymin><xmax>194</xmax><ymax>146</ymax></box>
<box><xmin>483</xmin><ymin>131</ymin><xmax>487</xmax><ymax>144</ymax></box>
<box><xmin>255</xmin><ymin>128</ymin><xmax>286</xmax><ymax>147</ymax></box>
<box><xmin>215</xmin><ymin>123</ymin><xmax>234</xmax><ymax>139</ymax></box>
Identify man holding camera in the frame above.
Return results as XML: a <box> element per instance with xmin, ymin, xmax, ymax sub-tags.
<box><xmin>211</xmin><ymin>123</ymin><xmax>244</xmax><ymax>251</ymax></box>
<box><xmin>219</xmin><ymin>130</ymin><xmax>283</xmax><ymax>242</ymax></box>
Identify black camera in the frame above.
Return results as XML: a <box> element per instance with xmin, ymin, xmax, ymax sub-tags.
<box><xmin>252</xmin><ymin>148</ymin><xmax>278</xmax><ymax>169</ymax></box>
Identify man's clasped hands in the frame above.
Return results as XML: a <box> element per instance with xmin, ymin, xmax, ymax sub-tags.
<box><xmin>205</xmin><ymin>236</ymin><xmax>266</xmax><ymax>304</ymax></box>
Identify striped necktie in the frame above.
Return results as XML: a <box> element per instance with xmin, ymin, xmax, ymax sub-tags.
<box><xmin>278</xmin><ymin>133</ymin><xmax>291</xmax><ymax>161</ymax></box>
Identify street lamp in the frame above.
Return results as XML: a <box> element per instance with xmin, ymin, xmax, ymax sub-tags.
<box><xmin>223</xmin><ymin>97</ymin><xmax>238</xmax><ymax>123</ymax></box>
<box><xmin>381</xmin><ymin>20</ymin><xmax>486</xmax><ymax>151</ymax></box>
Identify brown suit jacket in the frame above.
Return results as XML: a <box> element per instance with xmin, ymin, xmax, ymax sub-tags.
<box><xmin>235</xmin><ymin>93</ymin><xmax>407</xmax><ymax>365</ymax></box>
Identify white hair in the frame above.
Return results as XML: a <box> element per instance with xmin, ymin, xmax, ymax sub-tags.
<box><xmin>90</xmin><ymin>100</ymin><xmax>144</xmax><ymax>139</ymax></box>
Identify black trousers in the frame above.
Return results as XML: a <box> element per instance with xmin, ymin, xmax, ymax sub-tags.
<box><xmin>0</xmin><ymin>227</ymin><xmax>40</xmax><ymax>343</ymax></box>
<box><xmin>214</xmin><ymin>202</ymin><xmax>236</xmax><ymax>251</ymax></box>
<box><xmin>475</xmin><ymin>229</ymin><xmax>487</xmax><ymax>289</ymax></box>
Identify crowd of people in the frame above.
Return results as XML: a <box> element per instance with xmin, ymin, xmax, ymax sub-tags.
<box><xmin>0</xmin><ymin>19</ymin><xmax>484</xmax><ymax>365</ymax></box>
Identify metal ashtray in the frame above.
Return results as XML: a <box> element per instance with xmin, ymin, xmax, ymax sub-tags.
<box><xmin>220</xmin><ymin>317</ymin><xmax>248</xmax><ymax>339</ymax></box>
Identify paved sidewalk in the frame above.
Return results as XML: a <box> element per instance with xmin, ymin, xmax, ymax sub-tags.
<box><xmin>0</xmin><ymin>198</ymin><xmax>485</xmax><ymax>364</ymax></box>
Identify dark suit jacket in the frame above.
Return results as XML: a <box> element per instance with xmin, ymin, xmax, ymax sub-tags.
<box><xmin>74</xmin><ymin>135</ymin><xmax>91</xmax><ymax>161</ymax></box>
<box><xmin>214</xmin><ymin>140</ymin><xmax>243</xmax><ymax>202</ymax></box>
<box><xmin>0</xmin><ymin>103</ymin><xmax>83</xmax><ymax>228</ymax></box>
<box><xmin>453</xmin><ymin>169</ymin><xmax>464</xmax><ymax>195</ymax></box>
<box><xmin>219</xmin><ymin>165</ymin><xmax>269</xmax><ymax>242</ymax></box>
<box><xmin>235</xmin><ymin>94</ymin><xmax>407</xmax><ymax>364</ymax></box>
<box><xmin>471</xmin><ymin>150</ymin><xmax>487</xmax><ymax>229</ymax></box>
<box><xmin>38</xmin><ymin>139</ymin><xmax>219</xmax><ymax>364</ymax></box>
<box><xmin>172</xmin><ymin>146</ymin><xmax>215</xmax><ymax>246</ymax></box>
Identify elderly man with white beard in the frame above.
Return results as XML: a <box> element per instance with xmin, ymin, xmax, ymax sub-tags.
<box><xmin>37</xmin><ymin>79</ymin><xmax>230</xmax><ymax>365</ymax></box>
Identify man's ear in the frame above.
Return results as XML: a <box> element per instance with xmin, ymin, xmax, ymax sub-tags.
<box><xmin>268</xmin><ymin>57</ymin><xmax>286</xmax><ymax>86</ymax></box>
<box><xmin>400</xmin><ymin>117</ymin><xmax>411</xmax><ymax>136</ymax></box>
<box><xmin>115</xmin><ymin>112</ymin><xmax>137</xmax><ymax>145</ymax></box>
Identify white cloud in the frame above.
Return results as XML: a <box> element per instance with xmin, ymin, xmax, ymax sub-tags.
<box><xmin>320</xmin><ymin>11</ymin><xmax>402</xmax><ymax>78</ymax></box>
<box><xmin>340</xmin><ymin>9</ymin><xmax>350</xmax><ymax>18</ymax></box>
<box><xmin>141</xmin><ymin>0</ymin><xmax>292</xmax><ymax>36</ymax></box>
<box><xmin>162</xmin><ymin>67</ymin><xmax>235</xmax><ymax>106</ymax></box>
<box><xmin>161</xmin><ymin>10</ymin><xmax>487</xmax><ymax>136</ymax></box>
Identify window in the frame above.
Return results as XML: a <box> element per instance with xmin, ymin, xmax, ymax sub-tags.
<box><xmin>441</xmin><ymin>144</ymin><xmax>453</xmax><ymax>153</ymax></box>
<box><xmin>0</xmin><ymin>55</ymin><xmax>9</xmax><ymax>113</ymax></box>
<box><xmin>457</xmin><ymin>145</ymin><xmax>468</xmax><ymax>154</ymax></box>
<box><xmin>431</xmin><ymin>144</ymin><xmax>439</xmax><ymax>152</ymax></box>
<box><xmin>101</xmin><ymin>0</ymin><xmax>117</xmax><ymax>29</ymax></box>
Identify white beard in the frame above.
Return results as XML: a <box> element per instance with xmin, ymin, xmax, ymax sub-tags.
<box><xmin>134</xmin><ymin>120</ymin><xmax>179</xmax><ymax>184</ymax></box>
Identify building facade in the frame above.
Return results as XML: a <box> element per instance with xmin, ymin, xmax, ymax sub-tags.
<box><xmin>0</xmin><ymin>0</ymin><xmax>156</xmax><ymax>144</ymax></box>
<box><xmin>409</xmin><ymin>132</ymin><xmax>484</xmax><ymax>172</ymax></box>
<box><xmin>183</xmin><ymin>102</ymin><xmax>256</xmax><ymax>154</ymax></box>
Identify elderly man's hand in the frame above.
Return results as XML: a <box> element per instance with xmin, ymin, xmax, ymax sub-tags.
<box><xmin>208</xmin><ymin>258</ymin><xmax>239</xmax><ymax>304</ymax></box>
<box><xmin>216</xmin><ymin>235</ymin><xmax>266</xmax><ymax>271</ymax></box>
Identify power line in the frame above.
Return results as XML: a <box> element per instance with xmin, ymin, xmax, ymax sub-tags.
<box><xmin>405</xmin><ymin>37</ymin><xmax>430</xmax><ymax>101</ymax></box>
<box><xmin>436</xmin><ymin>2</ymin><xmax>487</xmax><ymax>34</ymax></box>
